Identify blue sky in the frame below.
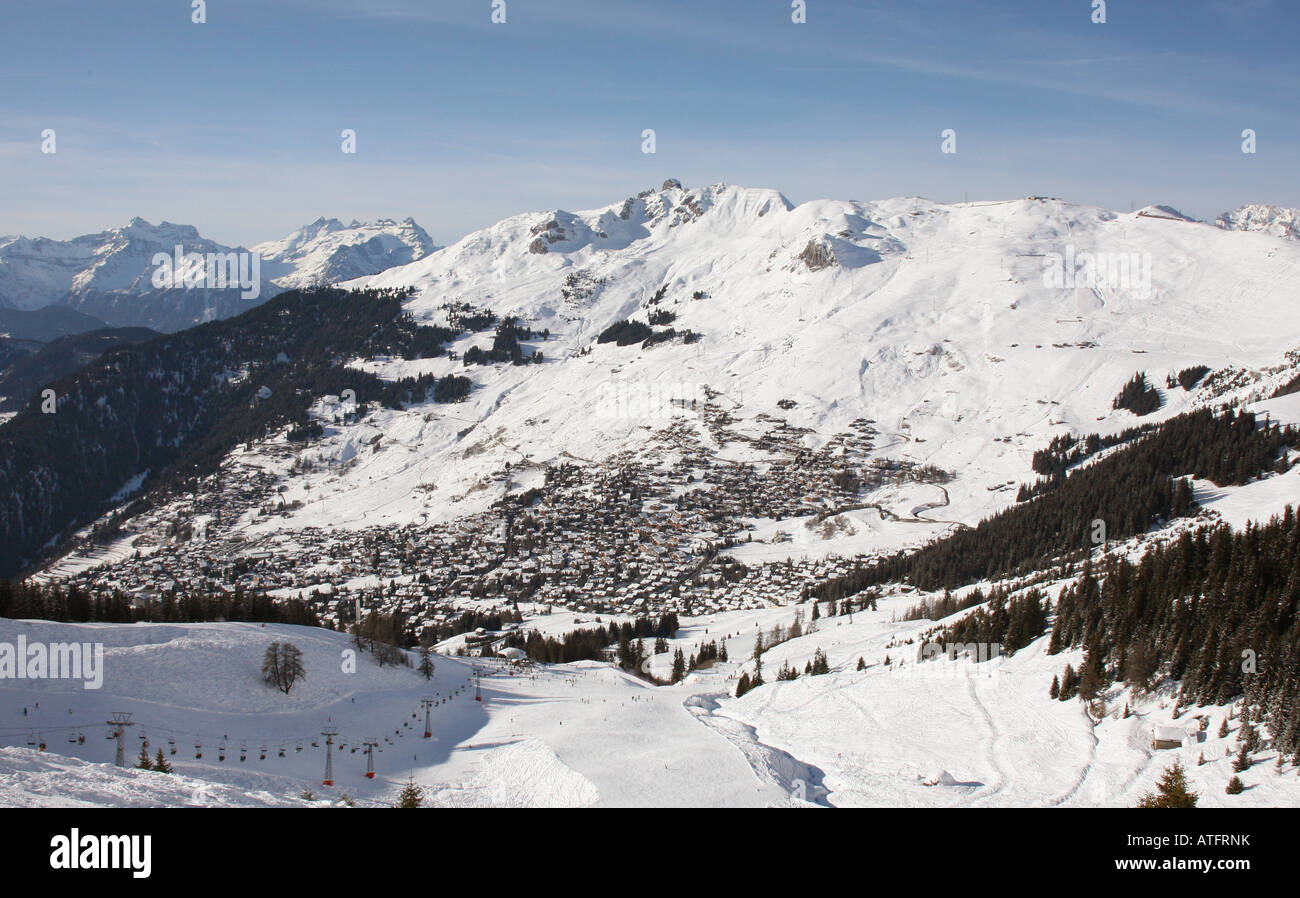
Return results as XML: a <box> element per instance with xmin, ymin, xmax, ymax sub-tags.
<box><xmin>1</xmin><ymin>0</ymin><xmax>1296</xmax><ymax>245</ymax></box>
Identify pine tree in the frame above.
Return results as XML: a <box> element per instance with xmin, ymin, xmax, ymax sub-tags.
<box><xmin>856</xmin><ymin>657</ymin><xmax>866</xmax><ymax>671</ymax></box>
<box><xmin>1217</xmin><ymin>717</ymin><xmax>1230</xmax><ymax>739</ymax></box>
<box><xmin>418</xmin><ymin>646</ymin><xmax>435</xmax><ymax>681</ymax></box>
<box><xmin>136</xmin><ymin>745</ymin><xmax>153</xmax><ymax>770</ymax></box>
<box><xmin>811</xmin><ymin>648</ymin><xmax>830</xmax><ymax>675</ymax></box>
<box><xmin>735</xmin><ymin>672</ymin><xmax>752</xmax><ymax>697</ymax></box>
<box><xmin>1058</xmin><ymin>663</ymin><xmax>1077</xmax><ymax>700</ymax></box>
<box><xmin>1242</xmin><ymin>722</ymin><xmax>1260</xmax><ymax>753</ymax></box>
<box><xmin>395</xmin><ymin>777</ymin><xmax>424</xmax><ymax>808</ymax></box>
<box><xmin>1078</xmin><ymin>649</ymin><xmax>1105</xmax><ymax>702</ymax></box>
<box><xmin>671</xmin><ymin>648</ymin><xmax>686</xmax><ymax>684</ymax></box>
<box><xmin>1225</xmin><ymin>775</ymin><xmax>1244</xmax><ymax>795</ymax></box>
<box><xmin>1232</xmin><ymin>743</ymin><xmax>1252</xmax><ymax>773</ymax></box>
<box><xmin>1136</xmin><ymin>759</ymin><xmax>1199</xmax><ymax>808</ymax></box>
<box><xmin>1049</xmin><ymin>674</ymin><xmax>1060</xmax><ymax>699</ymax></box>
<box><xmin>153</xmin><ymin>747</ymin><xmax>172</xmax><ymax>774</ymax></box>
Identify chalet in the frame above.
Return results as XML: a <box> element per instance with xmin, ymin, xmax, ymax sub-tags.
<box><xmin>1151</xmin><ymin>725</ymin><xmax>1197</xmax><ymax>750</ymax></box>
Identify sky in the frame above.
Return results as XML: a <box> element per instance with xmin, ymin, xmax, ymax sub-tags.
<box><xmin>1</xmin><ymin>0</ymin><xmax>1296</xmax><ymax>246</ymax></box>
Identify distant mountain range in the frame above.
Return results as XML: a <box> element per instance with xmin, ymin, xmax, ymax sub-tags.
<box><xmin>0</xmin><ymin>216</ymin><xmax>439</xmax><ymax>333</ymax></box>
<box><xmin>5</xmin><ymin>180</ymin><xmax>1300</xmax><ymax>581</ymax></box>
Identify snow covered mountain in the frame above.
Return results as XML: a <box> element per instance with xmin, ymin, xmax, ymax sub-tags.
<box><xmin>7</xmin><ymin>180</ymin><xmax>1300</xmax><ymax>810</ymax></box>
<box><xmin>0</xmin><ymin>216</ymin><xmax>436</xmax><ymax>332</ymax></box>
<box><xmin>254</xmin><ymin>217</ymin><xmax>438</xmax><ymax>290</ymax></box>
<box><xmin>313</xmin><ymin>179</ymin><xmax>1300</xmax><ymax>538</ymax></box>
<box><xmin>0</xmin><ymin>218</ymin><xmax>241</xmax><ymax>317</ymax></box>
<box><xmin>14</xmin><ymin>179</ymin><xmax>1300</xmax><ymax>582</ymax></box>
<box><xmin>1216</xmin><ymin>203</ymin><xmax>1300</xmax><ymax>241</ymax></box>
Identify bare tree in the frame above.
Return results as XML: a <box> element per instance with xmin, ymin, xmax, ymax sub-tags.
<box><xmin>262</xmin><ymin>641</ymin><xmax>306</xmax><ymax>694</ymax></box>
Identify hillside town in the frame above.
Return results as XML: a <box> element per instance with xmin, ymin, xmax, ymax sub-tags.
<box><xmin>35</xmin><ymin>393</ymin><xmax>950</xmax><ymax>630</ymax></box>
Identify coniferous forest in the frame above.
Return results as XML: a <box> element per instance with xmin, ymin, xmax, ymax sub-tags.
<box><xmin>1047</xmin><ymin>510</ymin><xmax>1300</xmax><ymax>760</ymax></box>
<box><xmin>0</xmin><ymin>578</ymin><xmax>319</xmax><ymax>626</ymax></box>
<box><xmin>811</xmin><ymin>407</ymin><xmax>1295</xmax><ymax>596</ymax></box>
<box><xmin>0</xmin><ymin>287</ymin><xmax>484</xmax><ymax>577</ymax></box>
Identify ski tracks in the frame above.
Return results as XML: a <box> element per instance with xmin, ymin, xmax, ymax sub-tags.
<box><xmin>965</xmin><ymin>676</ymin><xmax>1009</xmax><ymax>806</ymax></box>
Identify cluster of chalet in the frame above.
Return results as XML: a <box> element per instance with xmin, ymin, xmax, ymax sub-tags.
<box><xmin>45</xmin><ymin>393</ymin><xmax>945</xmax><ymax>630</ymax></box>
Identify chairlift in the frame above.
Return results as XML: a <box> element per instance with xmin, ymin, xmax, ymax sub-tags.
<box><xmin>168</xmin><ymin>736</ymin><xmax>177</xmax><ymax>755</ymax></box>
<box><xmin>218</xmin><ymin>743</ymin><xmax>226</xmax><ymax>762</ymax></box>
<box><xmin>259</xmin><ymin>745</ymin><xmax>267</xmax><ymax>761</ymax></box>
<box><xmin>278</xmin><ymin>744</ymin><xmax>286</xmax><ymax>758</ymax></box>
<box><xmin>195</xmin><ymin>740</ymin><xmax>202</xmax><ymax>760</ymax></box>
<box><xmin>68</xmin><ymin>728</ymin><xmax>79</xmax><ymax>744</ymax></box>
<box><xmin>240</xmin><ymin>743</ymin><xmax>247</xmax><ymax>762</ymax></box>
<box><xmin>295</xmin><ymin>740</ymin><xmax>303</xmax><ymax>753</ymax></box>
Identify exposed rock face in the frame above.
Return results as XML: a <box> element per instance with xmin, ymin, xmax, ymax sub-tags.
<box><xmin>661</xmin><ymin>178</ymin><xmax>683</xmax><ymax>191</ymax></box>
<box><xmin>528</xmin><ymin>218</ymin><xmax>567</xmax><ymax>253</ymax></box>
<box><xmin>1216</xmin><ymin>204</ymin><xmax>1300</xmax><ymax>241</ymax></box>
<box><xmin>798</xmin><ymin>239</ymin><xmax>836</xmax><ymax>271</ymax></box>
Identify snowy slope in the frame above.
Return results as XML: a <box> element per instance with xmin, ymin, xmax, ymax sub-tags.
<box><xmin>0</xmin><ymin>616</ymin><xmax>794</xmax><ymax>807</ymax></box>
<box><xmin>4</xmin><ymin>597</ymin><xmax>1293</xmax><ymax>808</ymax></box>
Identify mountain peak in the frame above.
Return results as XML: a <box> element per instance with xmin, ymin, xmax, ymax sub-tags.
<box><xmin>1216</xmin><ymin>203</ymin><xmax>1300</xmax><ymax>240</ymax></box>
